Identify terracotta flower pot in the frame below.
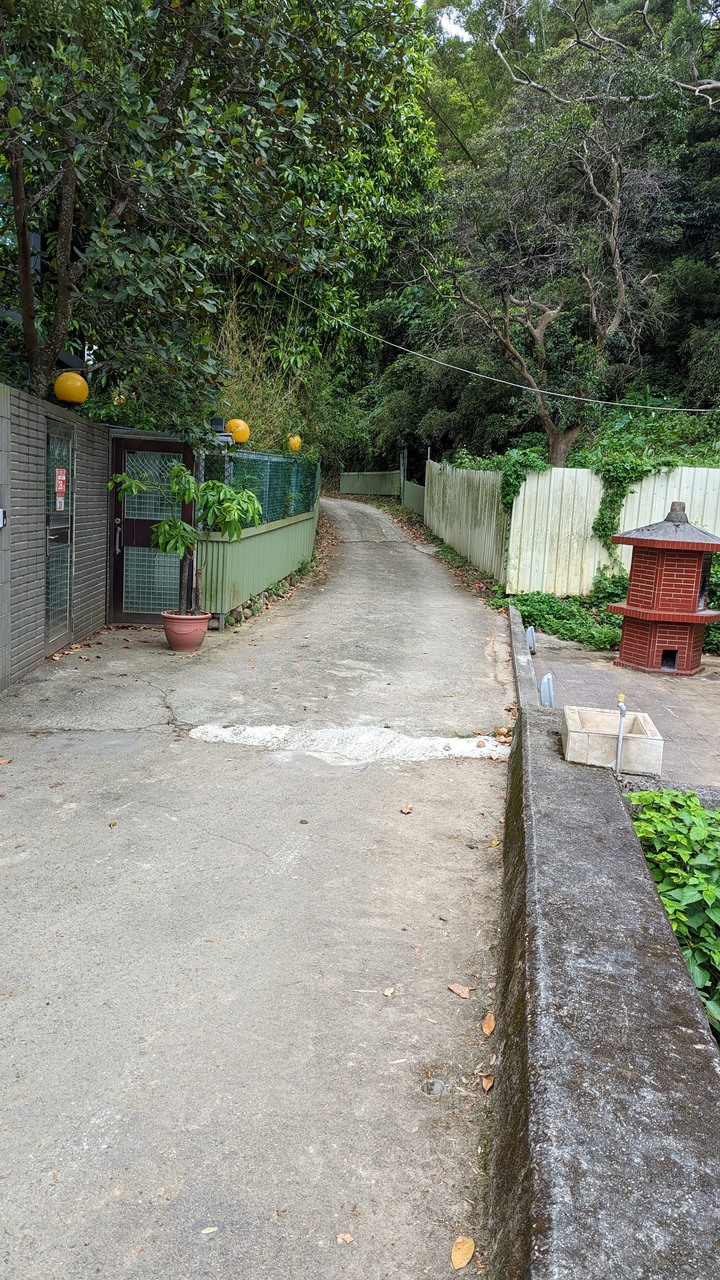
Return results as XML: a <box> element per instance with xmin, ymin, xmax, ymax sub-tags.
<box><xmin>161</xmin><ymin>611</ymin><xmax>211</xmax><ymax>653</ymax></box>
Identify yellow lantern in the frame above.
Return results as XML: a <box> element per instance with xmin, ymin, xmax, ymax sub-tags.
<box><xmin>227</xmin><ymin>418</ymin><xmax>250</xmax><ymax>444</ymax></box>
<box><xmin>54</xmin><ymin>371</ymin><xmax>89</xmax><ymax>404</ymax></box>
<box><xmin>288</xmin><ymin>434</ymin><xmax>302</xmax><ymax>453</ymax></box>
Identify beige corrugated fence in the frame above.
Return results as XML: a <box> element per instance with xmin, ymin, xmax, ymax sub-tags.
<box><xmin>424</xmin><ymin>463</ymin><xmax>720</xmax><ymax>596</ymax></box>
<box><xmin>424</xmin><ymin>461</ymin><xmax>509</xmax><ymax>582</ymax></box>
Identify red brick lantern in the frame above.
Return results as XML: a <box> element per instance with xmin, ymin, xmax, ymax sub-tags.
<box><xmin>607</xmin><ymin>501</ymin><xmax>720</xmax><ymax>676</ymax></box>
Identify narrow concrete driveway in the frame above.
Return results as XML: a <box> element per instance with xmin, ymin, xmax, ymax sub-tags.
<box><xmin>1</xmin><ymin>499</ymin><xmax>514</xmax><ymax>1279</ymax></box>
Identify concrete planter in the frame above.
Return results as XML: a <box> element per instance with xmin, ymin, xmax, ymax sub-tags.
<box><xmin>561</xmin><ymin>705</ymin><xmax>663</xmax><ymax>774</ymax></box>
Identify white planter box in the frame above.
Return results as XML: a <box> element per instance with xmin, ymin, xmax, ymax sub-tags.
<box><xmin>561</xmin><ymin>706</ymin><xmax>663</xmax><ymax>775</ymax></box>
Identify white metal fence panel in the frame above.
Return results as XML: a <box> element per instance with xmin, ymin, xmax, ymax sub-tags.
<box><xmin>506</xmin><ymin>466</ymin><xmax>720</xmax><ymax>594</ymax></box>
<box><xmin>506</xmin><ymin>468</ymin><xmax>605</xmax><ymax>595</ymax></box>
<box><xmin>616</xmin><ymin>469</ymin><xmax>720</xmax><ymax>572</ymax></box>
<box><xmin>425</xmin><ymin>461</ymin><xmax>508</xmax><ymax>580</ymax></box>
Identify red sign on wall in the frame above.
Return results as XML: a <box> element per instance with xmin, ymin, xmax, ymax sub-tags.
<box><xmin>55</xmin><ymin>468</ymin><xmax>66</xmax><ymax>496</ymax></box>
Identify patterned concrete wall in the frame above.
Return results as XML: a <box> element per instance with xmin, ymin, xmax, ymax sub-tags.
<box><xmin>0</xmin><ymin>384</ymin><xmax>111</xmax><ymax>693</ymax></box>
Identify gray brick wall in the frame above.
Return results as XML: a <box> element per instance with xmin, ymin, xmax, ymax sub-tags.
<box><xmin>0</xmin><ymin>384</ymin><xmax>111</xmax><ymax>693</ymax></box>
<box><xmin>73</xmin><ymin>419</ymin><xmax>111</xmax><ymax>638</ymax></box>
<box><xmin>0</xmin><ymin>385</ymin><xmax>11</xmax><ymax>691</ymax></box>
<box><xmin>9</xmin><ymin>388</ymin><xmax>45</xmax><ymax>684</ymax></box>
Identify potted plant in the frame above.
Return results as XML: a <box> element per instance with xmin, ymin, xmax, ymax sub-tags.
<box><xmin>108</xmin><ymin>464</ymin><xmax>261</xmax><ymax>651</ymax></box>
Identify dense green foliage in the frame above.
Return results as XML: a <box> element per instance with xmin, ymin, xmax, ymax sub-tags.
<box><xmin>505</xmin><ymin>559</ymin><xmax>720</xmax><ymax>653</ymax></box>
<box><xmin>333</xmin><ymin>0</ymin><xmax>720</xmax><ymax>471</ymax></box>
<box><xmin>628</xmin><ymin>790</ymin><xmax>720</xmax><ymax>1036</ymax></box>
<box><xmin>500</xmin><ymin>567</ymin><xmax>626</xmax><ymax>649</ymax></box>
<box><xmin>1</xmin><ymin>0</ymin><xmax>434</xmax><ymax>411</ymax></box>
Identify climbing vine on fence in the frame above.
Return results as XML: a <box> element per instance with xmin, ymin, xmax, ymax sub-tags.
<box><xmin>451</xmin><ymin>446</ymin><xmax>550</xmax><ymax>512</ymax></box>
<box><xmin>571</xmin><ymin>409</ymin><xmax>720</xmax><ymax>553</ymax></box>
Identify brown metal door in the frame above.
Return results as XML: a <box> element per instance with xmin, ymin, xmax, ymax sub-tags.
<box><xmin>110</xmin><ymin>438</ymin><xmax>194</xmax><ymax>623</ymax></box>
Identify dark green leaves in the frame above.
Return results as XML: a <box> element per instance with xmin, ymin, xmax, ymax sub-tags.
<box><xmin>629</xmin><ymin>789</ymin><xmax>720</xmax><ymax>1037</ymax></box>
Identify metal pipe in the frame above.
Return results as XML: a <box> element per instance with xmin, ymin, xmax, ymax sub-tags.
<box><xmin>615</xmin><ymin>694</ymin><xmax>627</xmax><ymax>776</ymax></box>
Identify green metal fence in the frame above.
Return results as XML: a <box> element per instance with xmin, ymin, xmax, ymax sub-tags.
<box><xmin>198</xmin><ymin>450</ymin><xmax>320</xmax><ymax>526</ymax></box>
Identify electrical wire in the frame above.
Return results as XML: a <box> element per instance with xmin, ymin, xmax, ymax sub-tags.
<box><xmin>244</xmin><ymin>267</ymin><xmax>717</xmax><ymax>415</ymax></box>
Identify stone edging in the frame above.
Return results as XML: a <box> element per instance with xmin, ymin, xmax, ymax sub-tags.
<box><xmin>507</xmin><ymin>604</ymin><xmax>538</xmax><ymax>707</ymax></box>
<box><xmin>487</xmin><ymin>705</ymin><xmax>720</xmax><ymax>1279</ymax></box>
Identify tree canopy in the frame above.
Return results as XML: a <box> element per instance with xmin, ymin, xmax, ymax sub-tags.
<box><xmin>0</xmin><ymin>0</ymin><xmax>434</xmax><ymax>401</ymax></box>
<box><xmin>342</xmin><ymin>0</ymin><xmax>720</xmax><ymax>468</ymax></box>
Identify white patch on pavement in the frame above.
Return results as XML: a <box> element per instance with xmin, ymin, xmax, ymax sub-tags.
<box><xmin>189</xmin><ymin>722</ymin><xmax>510</xmax><ymax>765</ymax></box>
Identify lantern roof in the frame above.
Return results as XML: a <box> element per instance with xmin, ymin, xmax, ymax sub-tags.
<box><xmin>612</xmin><ymin>501</ymin><xmax>720</xmax><ymax>552</ymax></box>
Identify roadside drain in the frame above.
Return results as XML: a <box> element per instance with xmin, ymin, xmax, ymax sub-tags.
<box><xmin>189</xmin><ymin>722</ymin><xmax>511</xmax><ymax>765</ymax></box>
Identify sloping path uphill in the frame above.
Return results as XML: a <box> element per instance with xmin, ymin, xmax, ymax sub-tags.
<box><xmin>0</xmin><ymin>498</ymin><xmax>514</xmax><ymax>1279</ymax></box>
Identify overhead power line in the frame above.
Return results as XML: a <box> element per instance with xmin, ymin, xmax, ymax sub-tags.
<box><xmin>244</xmin><ymin>268</ymin><xmax>717</xmax><ymax>416</ymax></box>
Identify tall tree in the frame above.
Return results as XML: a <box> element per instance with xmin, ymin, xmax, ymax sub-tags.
<box><xmin>0</xmin><ymin>0</ymin><xmax>434</xmax><ymax>398</ymax></box>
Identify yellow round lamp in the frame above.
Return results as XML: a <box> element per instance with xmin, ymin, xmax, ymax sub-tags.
<box><xmin>54</xmin><ymin>371</ymin><xmax>89</xmax><ymax>404</ymax></box>
<box><xmin>288</xmin><ymin>434</ymin><xmax>302</xmax><ymax>453</ymax></box>
<box><xmin>227</xmin><ymin>418</ymin><xmax>250</xmax><ymax>444</ymax></box>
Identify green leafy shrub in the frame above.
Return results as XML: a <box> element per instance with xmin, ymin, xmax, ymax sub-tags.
<box><xmin>705</xmin><ymin>558</ymin><xmax>720</xmax><ymax>657</ymax></box>
<box><xmin>628</xmin><ymin>790</ymin><xmax>720</xmax><ymax>1036</ymax></box>
<box><xmin>501</xmin><ymin>567</ymin><xmax>627</xmax><ymax>650</ymax></box>
<box><xmin>507</xmin><ymin>590</ymin><xmax>623</xmax><ymax>650</ymax></box>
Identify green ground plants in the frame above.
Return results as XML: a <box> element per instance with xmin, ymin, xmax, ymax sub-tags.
<box><xmin>628</xmin><ymin>790</ymin><xmax>720</xmax><ymax>1038</ymax></box>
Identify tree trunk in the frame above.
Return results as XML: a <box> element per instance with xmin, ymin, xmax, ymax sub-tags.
<box><xmin>546</xmin><ymin>424</ymin><xmax>581</xmax><ymax>467</ymax></box>
<box><xmin>179</xmin><ymin>553</ymin><xmax>190</xmax><ymax>615</ymax></box>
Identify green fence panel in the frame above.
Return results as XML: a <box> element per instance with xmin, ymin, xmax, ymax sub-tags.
<box><xmin>339</xmin><ymin>470</ymin><xmax>401</xmax><ymax>496</ymax></box>
<box><xmin>200</xmin><ymin>503</ymin><xmax>319</xmax><ymax>615</ymax></box>
<box><xmin>403</xmin><ymin>482</ymin><xmax>425</xmax><ymax>517</ymax></box>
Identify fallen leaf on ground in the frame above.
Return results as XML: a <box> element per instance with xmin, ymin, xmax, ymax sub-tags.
<box><xmin>481</xmin><ymin>1074</ymin><xmax>495</xmax><ymax>1093</ymax></box>
<box><xmin>481</xmin><ymin>1011</ymin><xmax>496</xmax><ymax>1036</ymax></box>
<box><xmin>108</xmin><ymin>821</ymin><xmax>117</xmax><ymax>829</ymax></box>
<box><xmin>200</xmin><ymin>1226</ymin><xmax>217</xmax><ymax>1234</ymax></box>
<box><xmin>400</xmin><ymin>803</ymin><xmax>413</xmax><ymax>815</ymax></box>
<box><xmin>0</xmin><ymin>758</ymin><xmax>11</xmax><ymax>765</ymax></box>
<box><xmin>51</xmin><ymin>654</ymin><xmax>61</xmax><ymax>661</ymax></box>
<box><xmin>451</xmin><ymin>1236</ymin><xmax>476</xmax><ymax>1269</ymax></box>
<box><xmin>489</xmin><ymin>838</ymin><xmax>500</xmax><ymax>847</ymax></box>
<box><xmin>448</xmin><ymin>982</ymin><xmax>476</xmax><ymax>999</ymax></box>
<box><xmin>383</xmin><ymin>987</ymin><xmax>395</xmax><ymax>998</ymax></box>
<box><xmin>336</xmin><ymin>1233</ymin><xmax>354</xmax><ymax>1244</ymax></box>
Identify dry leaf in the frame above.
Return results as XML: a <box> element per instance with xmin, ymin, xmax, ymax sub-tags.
<box><xmin>200</xmin><ymin>1226</ymin><xmax>217</xmax><ymax>1234</ymax></box>
<box><xmin>0</xmin><ymin>758</ymin><xmax>11</xmax><ymax>765</ymax></box>
<box><xmin>51</xmin><ymin>653</ymin><xmax>61</xmax><ymax>661</ymax></box>
<box><xmin>481</xmin><ymin>1011</ymin><xmax>496</xmax><ymax>1037</ymax></box>
<box><xmin>108</xmin><ymin>821</ymin><xmax>117</xmax><ymax>829</ymax></box>
<box><xmin>400</xmin><ymin>803</ymin><xmax>413</xmax><ymax>815</ymax></box>
<box><xmin>448</xmin><ymin>982</ymin><xmax>476</xmax><ymax>999</ymax></box>
<box><xmin>336</xmin><ymin>1233</ymin><xmax>354</xmax><ymax>1244</ymax></box>
<box><xmin>451</xmin><ymin>1236</ymin><xmax>476</xmax><ymax>1269</ymax></box>
<box><xmin>481</xmin><ymin>1074</ymin><xmax>495</xmax><ymax>1093</ymax></box>
<box><xmin>383</xmin><ymin>987</ymin><xmax>395</xmax><ymax>998</ymax></box>
<box><xmin>489</xmin><ymin>838</ymin><xmax>500</xmax><ymax>847</ymax></box>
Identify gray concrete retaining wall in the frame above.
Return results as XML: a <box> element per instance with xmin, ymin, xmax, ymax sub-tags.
<box><xmin>488</xmin><ymin>705</ymin><xmax>720</xmax><ymax>1279</ymax></box>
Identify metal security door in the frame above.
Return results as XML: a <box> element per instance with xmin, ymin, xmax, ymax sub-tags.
<box><xmin>45</xmin><ymin>421</ymin><xmax>74</xmax><ymax>654</ymax></box>
<box><xmin>110</xmin><ymin>439</ymin><xmax>194</xmax><ymax>623</ymax></box>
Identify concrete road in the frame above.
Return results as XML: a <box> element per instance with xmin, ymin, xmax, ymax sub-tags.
<box><xmin>0</xmin><ymin>499</ymin><xmax>514</xmax><ymax>1279</ymax></box>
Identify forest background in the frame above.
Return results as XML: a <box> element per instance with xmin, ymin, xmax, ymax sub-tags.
<box><xmin>2</xmin><ymin>0</ymin><xmax>719</xmax><ymax>483</ymax></box>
